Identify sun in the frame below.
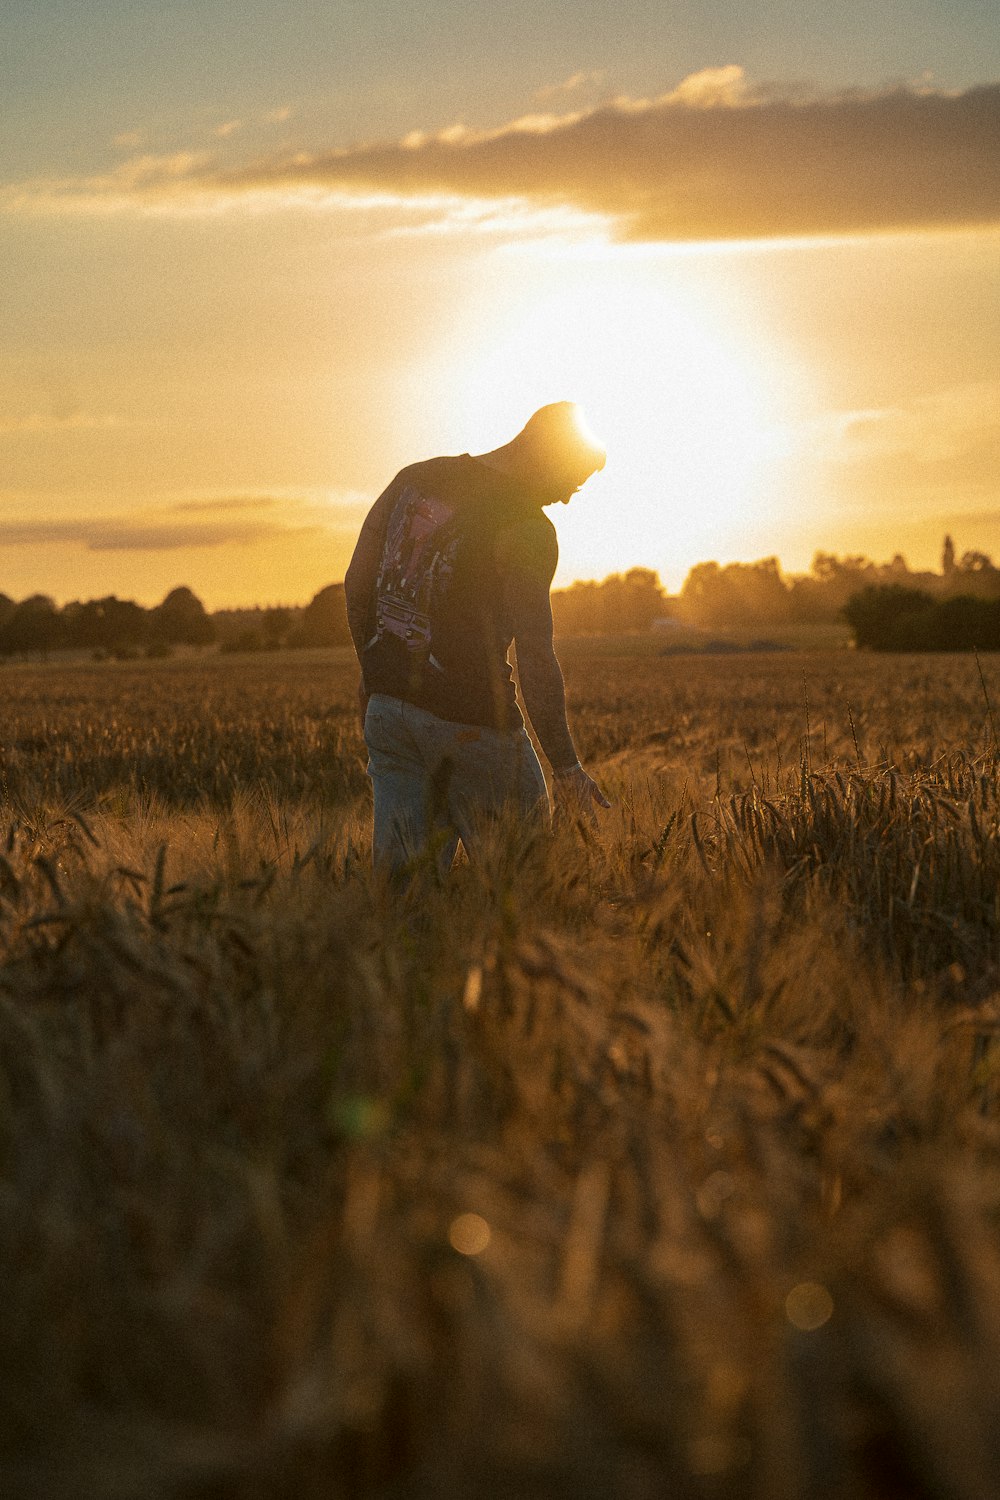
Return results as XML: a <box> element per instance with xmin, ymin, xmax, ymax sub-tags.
<box><xmin>448</xmin><ymin>256</ymin><xmax>794</xmax><ymax>586</ymax></box>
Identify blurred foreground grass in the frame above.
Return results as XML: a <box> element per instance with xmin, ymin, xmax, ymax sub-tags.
<box><xmin>2</xmin><ymin>647</ymin><xmax>1000</xmax><ymax>1498</ymax></box>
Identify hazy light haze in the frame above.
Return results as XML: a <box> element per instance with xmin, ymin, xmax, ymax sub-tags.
<box><xmin>2</xmin><ymin>0</ymin><xmax>998</xmax><ymax>605</ymax></box>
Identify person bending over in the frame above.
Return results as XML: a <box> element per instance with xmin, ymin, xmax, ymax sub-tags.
<box><xmin>345</xmin><ymin>401</ymin><xmax>610</xmax><ymax>877</ymax></box>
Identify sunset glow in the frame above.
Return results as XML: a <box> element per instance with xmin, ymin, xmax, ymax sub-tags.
<box><xmin>450</xmin><ymin>264</ymin><xmax>794</xmax><ymax>581</ymax></box>
<box><xmin>2</xmin><ymin>0</ymin><xmax>999</xmax><ymax>606</ymax></box>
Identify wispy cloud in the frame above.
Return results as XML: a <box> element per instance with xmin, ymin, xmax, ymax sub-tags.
<box><xmin>838</xmin><ymin>382</ymin><xmax>1000</xmax><ymax>464</ymax></box>
<box><xmin>659</xmin><ymin>64</ymin><xmax>750</xmax><ymax>108</ymax></box>
<box><xmin>534</xmin><ymin>70</ymin><xmax>605</xmax><ymax>102</ymax></box>
<box><xmin>5</xmin><ymin>71</ymin><xmax>999</xmax><ymax>241</ymax></box>
<box><xmin>169</xmin><ymin>496</ymin><xmax>283</xmax><ymax>515</ymax></box>
<box><xmin>774</xmin><ymin>382</ymin><xmax>1000</xmax><ymax>514</ymax></box>
<box><xmin>0</xmin><ymin>493</ymin><xmax>367</xmax><ymax>554</ymax></box>
<box><xmin>0</xmin><ymin>152</ymin><xmax>211</xmax><ymax>217</ymax></box>
<box><xmin>0</xmin><ymin>411</ymin><xmax>127</xmax><ymax>437</ymax></box>
<box><xmin>0</xmin><ymin>518</ymin><xmax>301</xmax><ymax>551</ymax></box>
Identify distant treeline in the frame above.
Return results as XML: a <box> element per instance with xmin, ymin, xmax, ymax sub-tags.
<box><xmin>550</xmin><ymin>536</ymin><xmax>1000</xmax><ymax>639</ymax></box>
<box><xmin>674</xmin><ymin>536</ymin><xmax>1000</xmax><ymax>630</ymax></box>
<box><xmin>213</xmin><ymin>586</ymin><xmax>350</xmax><ymax>652</ymax></box>
<box><xmin>0</xmin><ymin>587</ymin><xmax>215</xmax><ymax>658</ymax></box>
<box><xmin>0</xmin><ymin>584</ymin><xmax>351</xmax><ymax>658</ymax></box>
<box><xmin>5</xmin><ymin>537</ymin><xmax>1000</xmax><ymax>656</ymax></box>
<box><xmin>551</xmin><ymin>568</ymin><xmax>667</xmax><ymax>635</ymax></box>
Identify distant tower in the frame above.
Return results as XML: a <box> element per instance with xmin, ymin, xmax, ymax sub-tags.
<box><xmin>942</xmin><ymin>534</ymin><xmax>956</xmax><ymax>576</ymax></box>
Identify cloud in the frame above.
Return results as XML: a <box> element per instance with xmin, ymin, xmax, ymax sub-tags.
<box><xmin>5</xmin><ymin>71</ymin><xmax>999</xmax><ymax>241</ymax></box>
<box><xmin>214</xmin><ymin>70</ymin><xmax>1000</xmax><ymax>240</ymax></box>
<box><xmin>834</xmin><ymin>382</ymin><xmax>1000</xmax><ymax>465</ymax></box>
<box><xmin>0</xmin><ymin>493</ymin><xmax>368</xmax><ymax>554</ymax></box>
<box><xmin>774</xmin><ymin>381</ymin><xmax>1000</xmax><ymax>470</ymax></box>
<box><xmin>773</xmin><ymin>382</ymin><xmax>1000</xmax><ymax>524</ymax></box>
<box><xmin>0</xmin><ymin>152</ymin><xmax>212</xmax><ymax>217</ymax></box>
<box><xmin>0</xmin><ymin>517</ymin><xmax>303</xmax><ymax>552</ymax></box>
<box><xmin>660</xmin><ymin>64</ymin><xmax>750</xmax><ymax>108</ymax></box>
<box><xmin>214</xmin><ymin>120</ymin><xmax>243</xmax><ymax>139</ymax></box>
<box><xmin>0</xmin><ymin>411</ymin><xmax>126</xmax><ymax>436</ymax></box>
<box><xmin>169</xmin><ymin>496</ymin><xmax>283</xmax><ymax>515</ymax></box>
<box><xmin>534</xmin><ymin>70</ymin><xmax>605</xmax><ymax>102</ymax></box>
<box><xmin>263</xmin><ymin>106</ymin><xmax>293</xmax><ymax>125</ymax></box>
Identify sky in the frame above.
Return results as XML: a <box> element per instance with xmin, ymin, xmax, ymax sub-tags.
<box><xmin>1</xmin><ymin>0</ymin><xmax>999</xmax><ymax>606</ymax></box>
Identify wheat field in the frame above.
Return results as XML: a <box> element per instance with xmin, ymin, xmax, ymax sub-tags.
<box><xmin>2</xmin><ymin>643</ymin><xmax>1000</xmax><ymax>1499</ymax></box>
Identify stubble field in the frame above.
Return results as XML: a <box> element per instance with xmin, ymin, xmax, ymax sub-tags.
<box><xmin>2</xmin><ymin>643</ymin><xmax>1000</xmax><ymax>1499</ymax></box>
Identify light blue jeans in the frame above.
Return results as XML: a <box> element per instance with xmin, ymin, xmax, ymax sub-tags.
<box><xmin>364</xmin><ymin>693</ymin><xmax>549</xmax><ymax>876</ymax></box>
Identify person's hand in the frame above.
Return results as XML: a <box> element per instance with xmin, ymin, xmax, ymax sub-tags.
<box><xmin>551</xmin><ymin>763</ymin><xmax>611</xmax><ymax>826</ymax></box>
<box><xmin>358</xmin><ymin>678</ymin><xmax>370</xmax><ymax>734</ymax></box>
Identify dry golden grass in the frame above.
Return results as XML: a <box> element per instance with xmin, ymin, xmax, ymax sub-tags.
<box><xmin>2</xmin><ymin>644</ymin><xmax>1000</xmax><ymax>1498</ymax></box>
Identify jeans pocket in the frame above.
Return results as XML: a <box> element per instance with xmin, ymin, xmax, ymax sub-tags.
<box><xmin>363</xmin><ymin>696</ymin><xmax>392</xmax><ymax>751</ymax></box>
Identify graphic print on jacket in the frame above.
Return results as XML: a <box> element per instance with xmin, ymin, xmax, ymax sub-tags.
<box><xmin>371</xmin><ymin>485</ymin><xmax>460</xmax><ymax>673</ymax></box>
<box><xmin>360</xmin><ymin>454</ymin><xmax>553</xmax><ymax>730</ymax></box>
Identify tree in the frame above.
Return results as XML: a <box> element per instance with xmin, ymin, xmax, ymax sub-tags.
<box><xmin>678</xmin><ymin>558</ymin><xmax>792</xmax><ymax>628</ymax></box>
<box><xmin>262</xmin><ymin>607</ymin><xmax>293</xmax><ymax>648</ymax></box>
<box><xmin>677</xmin><ymin>561</ymin><xmax>726</xmax><ymax>624</ymax></box>
<box><xmin>150</xmin><ymin>586</ymin><xmax>215</xmax><ymax>646</ymax></box>
<box><xmin>617</xmin><ymin>568</ymin><xmax>667</xmax><ymax>631</ymax></box>
<box><xmin>550</xmin><ymin>570</ymin><xmax>668</xmax><ymax>635</ymax></box>
<box><xmin>63</xmin><ymin>595</ymin><xmax>148</xmax><ymax>652</ymax></box>
<box><xmin>294</xmin><ymin>584</ymin><xmax>351</xmax><ymax>647</ymax></box>
<box><xmin>960</xmin><ymin>550</ymin><xmax>993</xmax><ymax>572</ymax></box>
<box><xmin>2</xmin><ymin>595</ymin><xmax>63</xmax><ymax>656</ymax></box>
<box><xmin>946</xmin><ymin>552</ymin><xmax>1000</xmax><ymax>601</ymax></box>
<box><xmin>0</xmin><ymin>593</ymin><xmax>15</xmax><ymax>649</ymax></box>
<box><xmin>942</xmin><ymin>534</ymin><xmax>956</xmax><ymax>575</ymax></box>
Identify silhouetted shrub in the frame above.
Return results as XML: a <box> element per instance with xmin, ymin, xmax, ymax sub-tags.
<box><xmin>844</xmin><ymin>586</ymin><xmax>1000</xmax><ymax>651</ymax></box>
